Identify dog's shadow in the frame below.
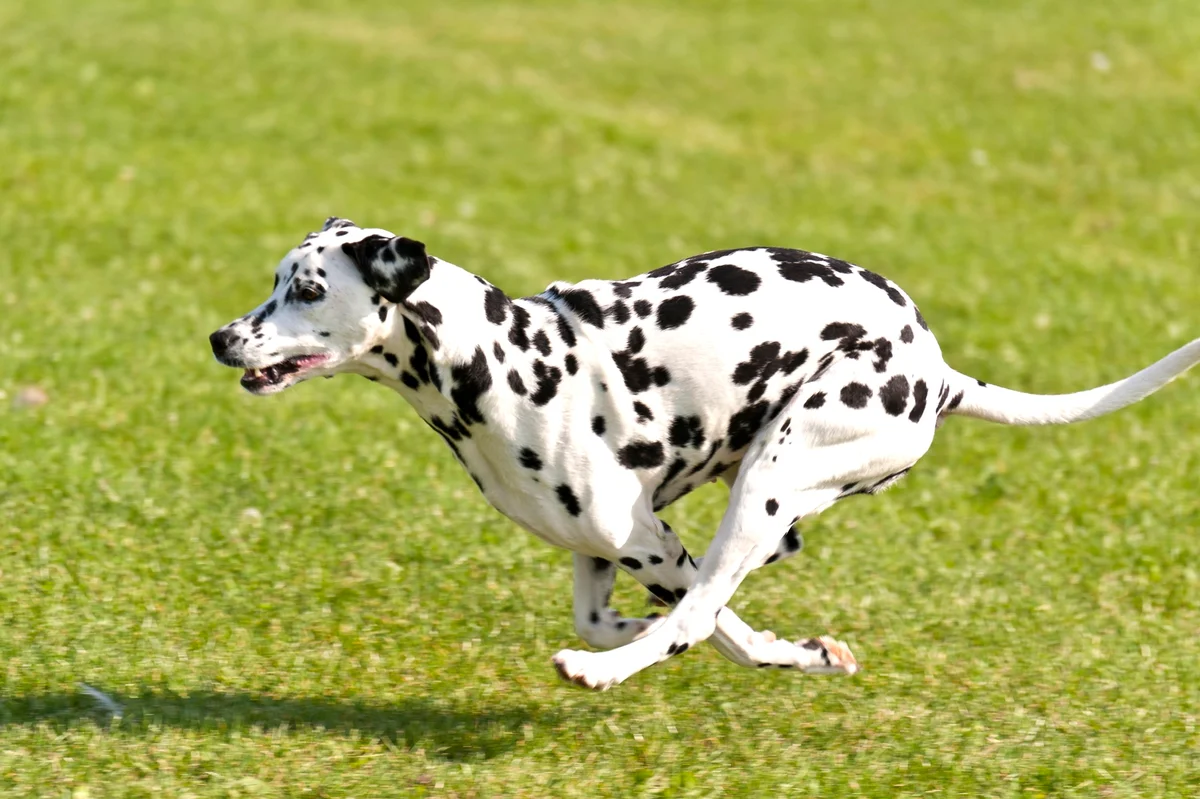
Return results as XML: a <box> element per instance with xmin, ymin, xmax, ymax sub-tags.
<box><xmin>2</xmin><ymin>687</ymin><xmax>582</xmax><ymax>761</ymax></box>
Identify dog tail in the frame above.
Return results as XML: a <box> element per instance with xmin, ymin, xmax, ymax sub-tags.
<box><xmin>944</xmin><ymin>338</ymin><xmax>1200</xmax><ymax>426</ymax></box>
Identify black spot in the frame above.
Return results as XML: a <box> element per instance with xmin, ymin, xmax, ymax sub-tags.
<box><xmin>370</xmin><ymin>345</ymin><xmax>384</xmax><ymax>354</ymax></box>
<box><xmin>410</xmin><ymin>301</ymin><xmax>443</xmax><ymax>326</ymax></box>
<box><xmin>613</xmin><ymin>351</ymin><xmax>652</xmax><ymax>393</ymax></box>
<box><xmin>810</xmin><ymin>353</ymin><xmax>835</xmax><ymax>382</ymax></box>
<box><xmin>409</xmin><ymin>345</ymin><xmax>430</xmax><ymax>384</ymax></box>
<box><xmin>316</xmin><ymin>267</ymin><xmax>326</xmax><ymax>277</ymax></box>
<box><xmin>977</xmin><ymin>379</ymin><xmax>987</xmax><ymax>387</ymax></box>
<box><xmin>652</xmin><ymin>366</ymin><xmax>671</xmax><ymax>387</ymax></box>
<box><xmin>402</xmin><ymin>317</ymin><xmax>422</xmax><ymax>346</ymax></box>
<box><xmin>900</xmin><ymin>325</ymin><xmax>914</xmax><ymax>344</ymax></box>
<box><xmin>947</xmin><ymin>390</ymin><xmax>964</xmax><ymax>412</ymax></box>
<box><xmin>936</xmin><ymin>384</ymin><xmax>951</xmax><ymax>413</ymax></box>
<box><xmin>669</xmin><ymin>415</ymin><xmax>704</xmax><ymax>449</ymax></box>
<box><xmin>840</xmin><ymin>383</ymin><xmax>872</xmax><ymax>409</ymax></box>
<box><xmin>663</xmin><ymin>457</ymin><xmax>688</xmax><ymax>486</ymax></box>
<box><xmin>821</xmin><ymin>322</ymin><xmax>867</xmax><ymax>341</ymax></box>
<box><xmin>553</xmin><ymin>312</ymin><xmax>577</xmax><ymax>347</ymax></box>
<box><xmin>565</xmin><ymin>354</ymin><xmax>578</xmax><ymax>375</ymax></box>
<box><xmin>627</xmin><ymin>327</ymin><xmax>646</xmax><ymax>354</ymax></box>
<box><xmin>617</xmin><ymin>440</ymin><xmax>666</xmax><ymax>469</ymax></box>
<box><xmin>782</xmin><ymin>349</ymin><xmax>809</xmax><ymax>375</ymax></box>
<box><xmin>647</xmin><ymin>584</ymin><xmax>676</xmax><ymax>604</ymax></box>
<box><xmin>778</xmin><ymin>260</ymin><xmax>845</xmax><ymax>287</ymax></box>
<box><xmin>589</xmin><ymin>611</ymin><xmax>600</xmax><ymax>625</ymax></box>
<box><xmin>484</xmin><ymin>286</ymin><xmax>509</xmax><ymax>324</ymax></box>
<box><xmin>666</xmin><ymin>642</ymin><xmax>690</xmax><ymax>656</ymax></box>
<box><xmin>383</xmin><ymin>352</ymin><xmax>399</xmax><ymax>367</ymax></box>
<box><xmin>400</xmin><ymin>372</ymin><xmax>420</xmax><ymax>390</ymax></box>
<box><xmin>493</xmin><ymin>342</ymin><xmax>505</xmax><ymax>363</ymax></box>
<box><xmin>612</xmin><ymin>282</ymin><xmax>635</xmax><ymax>299</ymax></box>
<box><xmin>592</xmin><ymin>415</ymin><xmax>606</xmax><ymax>435</ymax></box>
<box><xmin>784</xmin><ymin>528</ymin><xmax>802</xmax><ymax>551</ymax></box>
<box><xmin>593</xmin><ymin>557</ymin><xmax>611</xmax><ymax>572</ymax></box>
<box><xmin>659</xmin><ymin>262</ymin><xmax>708</xmax><ymax>290</ymax></box>
<box><xmin>915</xmin><ymin>305</ymin><xmax>930</xmax><ymax>331</ymax></box>
<box><xmin>532</xmin><ymin>329</ymin><xmax>552</xmax><ymax>356</ymax></box>
<box><xmin>519</xmin><ymin>448</ymin><xmax>542</xmax><ymax>470</ymax></box>
<box><xmin>529</xmin><ymin>360</ymin><xmax>563</xmax><ymax>406</ymax></box>
<box><xmin>707</xmin><ymin>263</ymin><xmax>761</xmax><ymax>295</ymax></box>
<box><xmin>675</xmin><ymin>551</ymin><xmax>688</xmax><ymax>567</ymax></box>
<box><xmin>648</xmin><ymin>554</ymin><xmax>663</xmax><ymax>565</ymax></box>
<box><xmin>765</xmin><ymin>499</ymin><xmax>779</xmax><ymax>516</ymax></box>
<box><xmin>747</xmin><ymin>381</ymin><xmax>768</xmax><ymax>402</ymax></box>
<box><xmin>656</xmin><ymin>296</ymin><xmax>694</xmax><ymax>330</ymax></box>
<box><xmin>556</xmin><ymin>484</ymin><xmax>582</xmax><ymax>516</ymax></box>
<box><xmin>731</xmin><ymin>313</ymin><xmax>754</xmax><ymax>330</ymax></box>
<box><xmin>507</xmin><ymin>369</ymin><xmax>527</xmax><ymax>395</ymax></box>
<box><xmin>633</xmin><ymin>299</ymin><xmax>652</xmax><ymax>318</ymax></box>
<box><xmin>318</xmin><ymin>331</ymin><xmax>331</xmax><ymax>338</ymax></box>
<box><xmin>560</xmin><ymin>288</ymin><xmax>605</xmax><ymax>328</ymax></box>
<box><xmin>775</xmin><ymin>380</ymin><xmax>803</xmax><ymax>413</ymax></box>
<box><xmin>872</xmin><ymin>338</ymin><xmax>893</xmax><ymax>373</ymax></box>
<box><xmin>909</xmin><ymin>379</ymin><xmax>928</xmax><ymax>423</ymax></box>
<box><xmin>508</xmin><ymin>304</ymin><xmax>532</xmax><ymax>350</ymax></box>
<box><xmin>450</xmin><ymin>347</ymin><xmax>492</xmax><ymax>424</ymax></box>
<box><xmin>732</xmin><ymin>341</ymin><xmax>782</xmax><ymax>385</ymax></box>
<box><xmin>879</xmin><ymin>374</ymin><xmax>910</xmax><ymax>416</ymax></box>
<box><xmin>429</xmin><ymin>362</ymin><xmax>442</xmax><ymax>392</ymax></box>
<box><xmin>633</xmin><ymin>401</ymin><xmax>654</xmax><ymax>422</ymax></box>
<box><xmin>674</xmin><ymin>588</ymin><xmax>687</xmax><ymax>601</ymax></box>
<box><xmin>620</xmin><ymin>557</ymin><xmax>643</xmax><ymax>570</ymax></box>
<box><xmin>727</xmin><ymin>401</ymin><xmax>769</xmax><ymax>450</ymax></box>
<box><xmin>858</xmin><ymin>270</ymin><xmax>906</xmax><ymax>307</ymax></box>
<box><xmin>607</xmin><ymin>300</ymin><xmax>631</xmax><ymax>324</ymax></box>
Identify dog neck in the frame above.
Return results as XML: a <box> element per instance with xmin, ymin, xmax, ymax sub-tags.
<box><xmin>347</xmin><ymin>257</ymin><xmax>570</xmax><ymax>458</ymax></box>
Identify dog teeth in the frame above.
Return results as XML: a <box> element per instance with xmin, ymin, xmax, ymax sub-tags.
<box><xmin>252</xmin><ymin>369</ymin><xmax>264</xmax><ymax>377</ymax></box>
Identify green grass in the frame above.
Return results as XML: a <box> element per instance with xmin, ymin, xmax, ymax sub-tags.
<box><xmin>2</xmin><ymin>0</ymin><xmax>1199</xmax><ymax>795</ymax></box>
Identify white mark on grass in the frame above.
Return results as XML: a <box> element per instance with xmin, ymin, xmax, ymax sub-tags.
<box><xmin>1090</xmin><ymin>51</ymin><xmax>1111</xmax><ymax>72</ymax></box>
<box><xmin>78</xmin><ymin>683</ymin><xmax>123</xmax><ymax>719</ymax></box>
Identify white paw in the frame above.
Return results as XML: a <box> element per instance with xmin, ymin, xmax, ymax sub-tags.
<box><xmin>552</xmin><ymin>649</ymin><xmax>620</xmax><ymax>691</ymax></box>
<box><xmin>799</xmin><ymin>636</ymin><xmax>859</xmax><ymax>675</ymax></box>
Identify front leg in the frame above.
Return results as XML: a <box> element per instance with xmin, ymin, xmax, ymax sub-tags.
<box><xmin>572</xmin><ymin>553</ymin><xmax>666</xmax><ymax>649</ymax></box>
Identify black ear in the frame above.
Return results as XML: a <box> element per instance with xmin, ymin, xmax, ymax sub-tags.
<box><xmin>322</xmin><ymin>216</ymin><xmax>357</xmax><ymax>231</ymax></box>
<box><xmin>341</xmin><ymin>235</ymin><xmax>431</xmax><ymax>303</ymax></box>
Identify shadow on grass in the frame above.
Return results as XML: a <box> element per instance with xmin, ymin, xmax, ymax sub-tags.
<box><xmin>1</xmin><ymin>688</ymin><xmax>584</xmax><ymax>761</ymax></box>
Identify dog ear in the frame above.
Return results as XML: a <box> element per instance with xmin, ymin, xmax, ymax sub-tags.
<box><xmin>341</xmin><ymin>235</ymin><xmax>431</xmax><ymax>303</ymax></box>
<box><xmin>322</xmin><ymin>216</ymin><xmax>357</xmax><ymax>231</ymax></box>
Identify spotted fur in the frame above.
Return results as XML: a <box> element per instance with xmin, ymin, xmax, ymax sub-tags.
<box><xmin>212</xmin><ymin>218</ymin><xmax>1200</xmax><ymax>690</ymax></box>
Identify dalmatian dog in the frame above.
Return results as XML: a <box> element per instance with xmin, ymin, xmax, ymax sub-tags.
<box><xmin>210</xmin><ymin>217</ymin><xmax>1200</xmax><ymax>690</ymax></box>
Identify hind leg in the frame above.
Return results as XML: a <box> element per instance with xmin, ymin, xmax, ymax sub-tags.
<box><xmin>572</xmin><ymin>553</ymin><xmax>667</xmax><ymax>649</ymax></box>
<box><xmin>572</xmin><ymin>517</ymin><xmax>834</xmax><ymax>669</ymax></box>
<box><xmin>553</xmin><ymin>400</ymin><xmax>933</xmax><ymax>689</ymax></box>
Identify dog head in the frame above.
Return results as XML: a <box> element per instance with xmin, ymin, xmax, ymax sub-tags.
<box><xmin>209</xmin><ymin>217</ymin><xmax>430</xmax><ymax>394</ymax></box>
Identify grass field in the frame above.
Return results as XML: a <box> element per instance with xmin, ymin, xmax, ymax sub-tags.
<box><xmin>2</xmin><ymin>0</ymin><xmax>1199</xmax><ymax>795</ymax></box>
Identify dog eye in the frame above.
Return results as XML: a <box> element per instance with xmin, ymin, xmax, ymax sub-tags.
<box><xmin>298</xmin><ymin>286</ymin><xmax>324</xmax><ymax>302</ymax></box>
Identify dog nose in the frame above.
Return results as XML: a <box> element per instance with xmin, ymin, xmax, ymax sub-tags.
<box><xmin>210</xmin><ymin>328</ymin><xmax>238</xmax><ymax>357</ymax></box>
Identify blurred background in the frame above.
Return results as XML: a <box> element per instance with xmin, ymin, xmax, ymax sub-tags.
<box><xmin>1</xmin><ymin>0</ymin><xmax>1198</xmax><ymax>795</ymax></box>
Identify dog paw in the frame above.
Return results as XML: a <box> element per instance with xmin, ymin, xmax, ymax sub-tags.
<box><xmin>799</xmin><ymin>636</ymin><xmax>859</xmax><ymax>675</ymax></box>
<box><xmin>552</xmin><ymin>649</ymin><xmax>619</xmax><ymax>691</ymax></box>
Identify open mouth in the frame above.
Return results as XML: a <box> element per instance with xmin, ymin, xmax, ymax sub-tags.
<box><xmin>240</xmin><ymin>354</ymin><xmax>330</xmax><ymax>392</ymax></box>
